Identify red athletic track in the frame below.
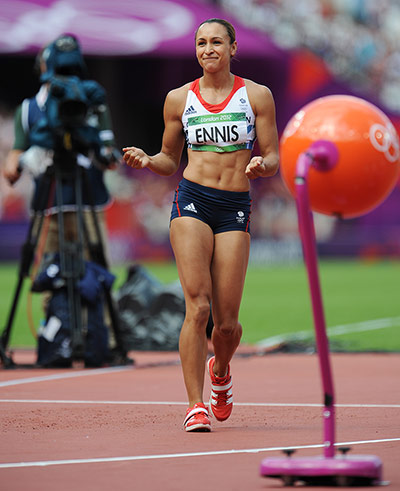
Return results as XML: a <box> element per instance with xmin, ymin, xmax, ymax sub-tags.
<box><xmin>1</xmin><ymin>349</ymin><xmax>399</xmax><ymax>490</ymax></box>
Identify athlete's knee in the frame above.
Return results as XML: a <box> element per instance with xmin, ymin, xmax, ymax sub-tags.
<box><xmin>213</xmin><ymin>319</ymin><xmax>242</xmax><ymax>339</ymax></box>
<box><xmin>185</xmin><ymin>296</ymin><xmax>211</xmax><ymax>327</ymax></box>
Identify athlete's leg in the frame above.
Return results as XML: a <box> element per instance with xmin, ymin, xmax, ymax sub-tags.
<box><xmin>210</xmin><ymin>231</ymin><xmax>250</xmax><ymax>377</ymax></box>
<box><xmin>170</xmin><ymin>216</ymin><xmax>214</xmax><ymax>407</ymax></box>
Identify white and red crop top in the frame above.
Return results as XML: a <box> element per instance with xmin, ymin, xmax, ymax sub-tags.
<box><xmin>182</xmin><ymin>76</ymin><xmax>256</xmax><ymax>153</ymax></box>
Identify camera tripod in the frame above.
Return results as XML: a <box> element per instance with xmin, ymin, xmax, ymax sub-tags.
<box><xmin>0</xmin><ymin>149</ymin><xmax>131</xmax><ymax>368</ymax></box>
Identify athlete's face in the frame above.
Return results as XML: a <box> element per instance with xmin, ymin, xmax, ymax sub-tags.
<box><xmin>195</xmin><ymin>22</ymin><xmax>237</xmax><ymax>72</ymax></box>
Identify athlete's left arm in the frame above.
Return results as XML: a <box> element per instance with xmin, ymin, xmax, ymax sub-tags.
<box><xmin>245</xmin><ymin>81</ymin><xmax>280</xmax><ymax>180</ymax></box>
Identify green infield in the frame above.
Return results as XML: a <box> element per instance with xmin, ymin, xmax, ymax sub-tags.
<box><xmin>0</xmin><ymin>259</ymin><xmax>399</xmax><ymax>352</ymax></box>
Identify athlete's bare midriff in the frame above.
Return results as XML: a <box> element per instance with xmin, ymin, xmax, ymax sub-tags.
<box><xmin>183</xmin><ymin>148</ymin><xmax>253</xmax><ymax>191</ymax></box>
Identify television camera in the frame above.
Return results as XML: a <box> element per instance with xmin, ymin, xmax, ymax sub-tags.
<box><xmin>0</xmin><ymin>34</ymin><xmax>128</xmax><ymax>369</ymax></box>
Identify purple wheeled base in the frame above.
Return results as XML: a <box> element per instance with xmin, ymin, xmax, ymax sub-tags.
<box><xmin>260</xmin><ymin>454</ymin><xmax>383</xmax><ymax>486</ymax></box>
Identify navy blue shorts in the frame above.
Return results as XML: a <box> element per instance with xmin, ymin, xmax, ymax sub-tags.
<box><xmin>170</xmin><ymin>178</ymin><xmax>252</xmax><ymax>234</ymax></box>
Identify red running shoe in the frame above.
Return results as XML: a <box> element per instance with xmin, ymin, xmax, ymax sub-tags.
<box><xmin>183</xmin><ymin>403</ymin><xmax>211</xmax><ymax>432</ymax></box>
<box><xmin>207</xmin><ymin>356</ymin><xmax>233</xmax><ymax>421</ymax></box>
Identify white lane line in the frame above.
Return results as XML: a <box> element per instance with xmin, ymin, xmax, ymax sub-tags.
<box><xmin>257</xmin><ymin>316</ymin><xmax>400</xmax><ymax>348</ymax></box>
<box><xmin>0</xmin><ymin>366</ymin><xmax>132</xmax><ymax>388</ymax></box>
<box><xmin>0</xmin><ymin>399</ymin><xmax>399</xmax><ymax>408</ymax></box>
<box><xmin>0</xmin><ymin>438</ymin><xmax>399</xmax><ymax>469</ymax></box>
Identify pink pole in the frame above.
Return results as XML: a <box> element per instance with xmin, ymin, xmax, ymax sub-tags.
<box><xmin>294</xmin><ymin>140</ymin><xmax>339</xmax><ymax>458</ymax></box>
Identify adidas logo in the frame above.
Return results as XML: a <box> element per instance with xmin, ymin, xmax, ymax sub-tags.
<box><xmin>184</xmin><ymin>105</ymin><xmax>197</xmax><ymax>115</ymax></box>
<box><xmin>184</xmin><ymin>202</ymin><xmax>197</xmax><ymax>213</ymax></box>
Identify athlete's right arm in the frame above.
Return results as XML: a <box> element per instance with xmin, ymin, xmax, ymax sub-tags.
<box><xmin>123</xmin><ymin>86</ymin><xmax>187</xmax><ymax>176</ymax></box>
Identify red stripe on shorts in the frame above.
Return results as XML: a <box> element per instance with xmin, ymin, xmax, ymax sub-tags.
<box><xmin>175</xmin><ymin>184</ymin><xmax>181</xmax><ymax>217</ymax></box>
<box><xmin>245</xmin><ymin>199</ymin><xmax>252</xmax><ymax>233</ymax></box>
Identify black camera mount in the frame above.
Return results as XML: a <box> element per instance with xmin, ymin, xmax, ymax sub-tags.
<box><xmin>0</xmin><ymin>143</ymin><xmax>129</xmax><ymax>369</ymax></box>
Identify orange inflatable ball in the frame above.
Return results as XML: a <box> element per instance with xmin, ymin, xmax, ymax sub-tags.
<box><xmin>280</xmin><ymin>95</ymin><xmax>400</xmax><ymax>218</ymax></box>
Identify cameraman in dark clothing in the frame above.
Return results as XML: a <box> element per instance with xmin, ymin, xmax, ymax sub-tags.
<box><xmin>4</xmin><ymin>34</ymin><xmax>116</xmax><ymax>262</ymax></box>
<box><xmin>3</xmin><ymin>34</ymin><xmax>121</xmax><ymax>366</ymax></box>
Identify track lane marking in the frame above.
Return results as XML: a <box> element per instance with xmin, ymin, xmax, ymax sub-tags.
<box><xmin>0</xmin><ymin>438</ymin><xmax>399</xmax><ymax>469</ymax></box>
<box><xmin>0</xmin><ymin>399</ymin><xmax>399</xmax><ymax>408</ymax></box>
<box><xmin>0</xmin><ymin>366</ymin><xmax>132</xmax><ymax>388</ymax></box>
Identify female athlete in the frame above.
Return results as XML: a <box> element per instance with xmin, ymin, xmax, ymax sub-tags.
<box><xmin>123</xmin><ymin>18</ymin><xmax>280</xmax><ymax>431</ymax></box>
